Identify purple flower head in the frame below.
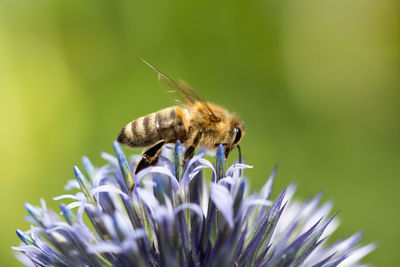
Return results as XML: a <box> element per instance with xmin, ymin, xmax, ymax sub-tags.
<box><xmin>13</xmin><ymin>141</ymin><xmax>375</xmax><ymax>266</ymax></box>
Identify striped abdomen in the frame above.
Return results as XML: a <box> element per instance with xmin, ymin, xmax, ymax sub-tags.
<box><xmin>117</xmin><ymin>106</ymin><xmax>188</xmax><ymax>148</ymax></box>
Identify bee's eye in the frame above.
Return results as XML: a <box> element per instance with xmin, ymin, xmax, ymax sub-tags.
<box><xmin>233</xmin><ymin>127</ymin><xmax>242</xmax><ymax>145</ymax></box>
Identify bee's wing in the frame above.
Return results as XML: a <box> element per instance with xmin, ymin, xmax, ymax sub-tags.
<box><xmin>176</xmin><ymin>80</ymin><xmax>220</xmax><ymax>122</ymax></box>
<box><xmin>141</xmin><ymin>58</ymin><xmax>220</xmax><ymax>122</ymax></box>
<box><xmin>158</xmin><ymin>78</ymin><xmax>192</xmax><ymax>106</ymax></box>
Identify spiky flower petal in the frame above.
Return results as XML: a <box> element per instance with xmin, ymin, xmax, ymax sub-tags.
<box><xmin>13</xmin><ymin>142</ymin><xmax>375</xmax><ymax>266</ymax></box>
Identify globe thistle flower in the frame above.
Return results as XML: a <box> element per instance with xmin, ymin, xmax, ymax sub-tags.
<box><xmin>13</xmin><ymin>141</ymin><xmax>375</xmax><ymax>266</ymax></box>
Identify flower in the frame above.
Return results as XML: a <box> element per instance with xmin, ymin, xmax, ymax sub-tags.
<box><xmin>13</xmin><ymin>141</ymin><xmax>375</xmax><ymax>266</ymax></box>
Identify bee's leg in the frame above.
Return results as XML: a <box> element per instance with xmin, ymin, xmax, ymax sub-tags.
<box><xmin>135</xmin><ymin>140</ymin><xmax>165</xmax><ymax>175</ymax></box>
<box><xmin>223</xmin><ymin>144</ymin><xmax>231</xmax><ymax>159</ymax></box>
<box><xmin>182</xmin><ymin>130</ymin><xmax>203</xmax><ymax>167</ymax></box>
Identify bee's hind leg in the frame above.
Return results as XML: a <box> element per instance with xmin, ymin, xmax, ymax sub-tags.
<box><xmin>182</xmin><ymin>130</ymin><xmax>203</xmax><ymax>167</ymax></box>
<box><xmin>135</xmin><ymin>140</ymin><xmax>165</xmax><ymax>175</ymax></box>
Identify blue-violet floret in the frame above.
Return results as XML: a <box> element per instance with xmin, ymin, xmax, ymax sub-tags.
<box><xmin>13</xmin><ymin>141</ymin><xmax>375</xmax><ymax>266</ymax></box>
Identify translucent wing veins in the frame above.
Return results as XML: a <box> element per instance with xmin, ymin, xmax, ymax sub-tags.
<box><xmin>141</xmin><ymin>58</ymin><xmax>220</xmax><ymax>122</ymax></box>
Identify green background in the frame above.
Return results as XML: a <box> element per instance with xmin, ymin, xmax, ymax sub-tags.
<box><xmin>1</xmin><ymin>0</ymin><xmax>399</xmax><ymax>266</ymax></box>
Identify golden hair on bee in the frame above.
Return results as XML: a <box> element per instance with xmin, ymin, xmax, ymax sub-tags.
<box><xmin>117</xmin><ymin>59</ymin><xmax>245</xmax><ymax>174</ymax></box>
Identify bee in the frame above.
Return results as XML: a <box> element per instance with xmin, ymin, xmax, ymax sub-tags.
<box><xmin>117</xmin><ymin>59</ymin><xmax>245</xmax><ymax>174</ymax></box>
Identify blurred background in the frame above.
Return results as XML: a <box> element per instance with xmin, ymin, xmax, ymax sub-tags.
<box><xmin>0</xmin><ymin>0</ymin><xmax>399</xmax><ymax>265</ymax></box>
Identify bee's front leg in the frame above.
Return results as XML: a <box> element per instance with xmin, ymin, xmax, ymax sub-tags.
<box><xmin>223</xmin><ymin>144</ymin><xmax>231</xmax><ymax>159</ymax></box>
<box><xmin>135</xmin><ymin>140</ymin><xmax>165</xmax><ymax>175</ymax></box>
<box><xmin>182</xmin><ymin>130</ymin><xmax>203</xmax><ymax>167</ymax></box>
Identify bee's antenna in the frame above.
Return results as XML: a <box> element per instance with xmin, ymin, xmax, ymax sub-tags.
<box><xmin>237</xmin><ymin>145</ymin><xmax>242</xmax><ymax>164</ymax></box>
<box><xmin>237</xmin><ymin>145</ymin><xmax>243</xmax><ymax>177</ymax></box>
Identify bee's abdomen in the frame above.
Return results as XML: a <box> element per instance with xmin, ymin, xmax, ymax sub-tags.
<box><xmin>117</xmin><ymin>107</ymin><xmax>187</xmax><ymax>148</ymax></box>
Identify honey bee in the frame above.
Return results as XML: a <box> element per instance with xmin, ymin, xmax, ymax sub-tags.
<box><xmin>117</xmin><ymin>59</ymin><xmax>245</xmax><ymax>174</ymax></box>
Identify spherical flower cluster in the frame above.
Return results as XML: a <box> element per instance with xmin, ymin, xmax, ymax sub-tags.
<box><xmin>13</xmin><ymin>141</ymin><xmax>375</xmax><ymax>266</ymax></box>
